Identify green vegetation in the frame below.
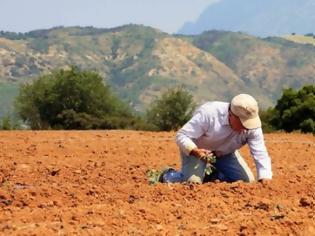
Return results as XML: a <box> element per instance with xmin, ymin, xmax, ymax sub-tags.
<box><xmin>0</xmin><ymin>115</ymin><xmax>21</xmax><ymax>130</ymax></box>
<box><xmin>1</xmin><ymin>66</ymin><xmax>313</xmax><ymax>135</ymax></box>
<box><xmin>2</xmin><ymin>26</ymin><xmax>315</xmax><ymax>113</ymax></box>
<box><xmin>29</xmin><ymin>38</ymin><xmax>50</xmax><ymax>53</ymax></box>
<box><xmin>14</xmin><ymin>67</ymin><xmax>145</xmax><ymax>130</ymax></box>
<box><xmin>259</xmin><ymin>109</ymin><xmax>277</xmax><ymax>133</ymax></box>
<box><xmin>146</xmin><ymin>86</ymin><xmax>196</xmax><ymax>131</ymax></box>
<box><xmin>0</xmin><ymin>83</ymin><xmax>19</xmax><ymax>117</ymax></box>
<box><xmin>261</xmin><ymin>85</ymin><xmax>315</xmax><ymax>134</ymax></box>
<box><xmin>1</xmin><ymin>26</ymin><xmax>315</xmax><ymax>133</ymax></box>
<box><xmin>194</xmin><ymin>153</ymin><xmax>217</xmax><ymax>176</ymax></box>
<box><xmin>192</xmin><ymin>31</ymin><xmax>256</xmax><ymax>70</ymax></box>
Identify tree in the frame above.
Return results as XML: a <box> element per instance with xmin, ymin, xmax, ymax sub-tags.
<box><xmin>270</xmin><ymin>85</ymin><xmax>315</xmax><ymax>134</ymax></box>
<box><xmin>15</xmin><ymin>66</ymin><xmax>138</xmax><ymax>129</ymax></box>
<box><xmin>259</xmin><ymin>108</ymin><xmax>277</xmax><ymax>133</ymax></box>
<box><xmin>146</xmin><ymin>86</ymin><xmax>196</xmax><ymax>131</ymax></box>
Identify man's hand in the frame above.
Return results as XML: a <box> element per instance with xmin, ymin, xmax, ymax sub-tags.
<box><xmin>190</xmin><ymin>148</ymin><xmax>214</xmax><ymax>162</ymax></box>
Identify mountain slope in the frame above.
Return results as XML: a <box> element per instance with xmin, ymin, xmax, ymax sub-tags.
<box><xmin>192</xmin><ymin>31</ymin><xmax>315</xmax><ymax>100</ymax></box>
<box><xmin>1</xmin><ymin>26</ymin><xmax>315</xmax><ymax>116</ymax></box>
<box><xmin>178</xmin><ymin>0</ymin><xmax>315</xmax><ymax>37</ymax></box>
<box><xmin>0</xmin><ymin>26</ymin><xmax>248</xmax><ymax>112</ymax></box>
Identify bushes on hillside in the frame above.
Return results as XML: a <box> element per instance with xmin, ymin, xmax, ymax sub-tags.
<box><xmin>0</xmin><ymin>115</ymin><xmax>21</xmax><ymax>130</ymax></box>
<box><xmin>259</xmin><ymin>108</ymin><xmax>277</xmax><ymax>133</ymax></box>
<box><xmin>262</xmin><ymin>85</ymin><xmax>315</xmax><ymax>134</ymax></box>
<box><xmin>15</xmin><ymin>67</ymin><xmax>143</xmax><ymax>130</ymax></box>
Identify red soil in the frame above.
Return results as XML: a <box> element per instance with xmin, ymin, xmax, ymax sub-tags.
<box><xmin>0</xmin><ymin>131</ymin><xmax>314</xmax><ymax>235</ymax></box>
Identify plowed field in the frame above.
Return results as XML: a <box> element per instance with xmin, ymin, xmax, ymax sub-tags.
<box><xmin>0</xmin><ymin>131</ymin><xmax>314</xmax><ymax>235</ymax></box>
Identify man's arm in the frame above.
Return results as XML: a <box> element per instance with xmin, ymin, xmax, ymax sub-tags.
<box><xmin>175</xmin><ymin>109</ymin><xmax>210</xmax><ymax>156</ymax></box>
<box><xmin>247</xmin><ymin>128</ymin><xmax>273</xmax><ymax>180</ymax></box>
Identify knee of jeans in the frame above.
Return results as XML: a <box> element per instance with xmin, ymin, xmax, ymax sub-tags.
<box><xmin>186</xmin><ymin>174</ymin><xmax>203</xmax><ymax>184</ymax></box>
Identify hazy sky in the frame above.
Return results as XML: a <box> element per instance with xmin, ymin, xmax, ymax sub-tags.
<box><xmin>0</xmin><ymin>0</ymin><xmax>220</xmax><ymax>33</ymax></box>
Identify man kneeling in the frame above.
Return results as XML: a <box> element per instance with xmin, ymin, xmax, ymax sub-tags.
<box><xmin>158</xmin><ymin>94</ymin><xmax>272</xmax><ymax>184</ymax></box>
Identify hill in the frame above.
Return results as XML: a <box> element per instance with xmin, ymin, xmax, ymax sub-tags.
<box><xmin>0</xmin><ymin>25</ymin><xmax>247</xmax><ymax>113</ymax></box>
<box><xmin>191</xmin><ymin>31</ymin><xmax>315</xmax><ymax>101</ymax></box>
<box><xmin>178</xmin><ymin>0</ymin><xmax>315</xmax><ymax>37</ymax></box>
<box><xmin>0</xmin><ymin>25</ymin><xmax>315</xmax><ymax>116</ymax></box>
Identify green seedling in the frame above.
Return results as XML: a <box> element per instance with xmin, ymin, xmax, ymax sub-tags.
<box><xmin>147</xmin><ymin>169</ymin><xmax>163</xmax><ymax>185</ymax></box>
<box><xmin>194</xmin><ymin>153</ymin><xmax>216</xmax><ymax>175</ymax></box>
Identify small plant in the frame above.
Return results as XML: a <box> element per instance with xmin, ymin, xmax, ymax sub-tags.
<box><xmin>1</xmin><ymin>180</ymin><xmax>12</xmax><ymax>190</ymax></box>
<box><xmin>147</xmin><ymin>169</ymin><xmax>163</xmax><ymax>185</ymax></box>
<box><xmin>204</xmin><ymin>154</ymin><xmax>217</xmax><ymax>175</ymax></box>
<box><xmin>195</xmin><ymin>153</ymin><xmax>217</xmax><ymax>175</ymax></box>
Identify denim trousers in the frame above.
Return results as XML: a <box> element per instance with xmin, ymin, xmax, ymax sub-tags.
<box><xmin>163</xmin><ymin>150</ymin><xmax>255</xmax><ymax>184</ymax></box>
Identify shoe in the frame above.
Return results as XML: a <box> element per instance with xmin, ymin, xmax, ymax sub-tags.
<box><xmin>147</xmin><ymin>167</ymin><xmax>173</xmax><ymax>185</ymax></box>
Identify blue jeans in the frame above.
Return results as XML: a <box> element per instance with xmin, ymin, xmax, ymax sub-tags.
<box><xmin>163</xmin><ymin>150</ymin><xmax>255</xmax><ymax>184</ymax></box>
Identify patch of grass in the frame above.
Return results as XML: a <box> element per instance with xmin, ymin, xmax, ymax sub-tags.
<box><xmin>282</xmin><ymin>34</ymin><xmax>315</xmax><ymax>46</ymax></box>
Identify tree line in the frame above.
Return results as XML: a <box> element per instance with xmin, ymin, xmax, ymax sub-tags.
<box><xmin>1</xmin><ymin>67</ymin><xmax>314</xmax><ymax>134</ymax></box>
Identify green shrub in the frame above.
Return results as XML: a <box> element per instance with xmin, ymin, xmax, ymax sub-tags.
<box><xmin>259</xmin><ymin>108</ymin><xmax>278</xmax><ymax>133</ymax></box>
<box><xmin>146</xmin><ymin>86</ymin><xmax>196</xmax><ymax>131</ymax></box>
<box><xmin>15</xmin><ymin>66</ymin><xmax>139</xmax><ymax>130</ymax></box>
<box><xmin>269</xmin><ymin>85</ymin><xmax>315</xmax><ymax>134</ymax></box>
<box><xmin>0</xmin><ymin>115</ymin><xmax>21</xmax><ymax>130</ymax></box>
<box><xmin>300</xmin><ymin>119</ymin><xmax>315</xmax><ymax>134</ymax></box>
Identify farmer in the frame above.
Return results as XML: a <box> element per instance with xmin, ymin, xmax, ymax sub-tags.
<box><xmin>157</xmin><ymin>94</ymin><xmax>272</xmax><ymax>184</ymax></box>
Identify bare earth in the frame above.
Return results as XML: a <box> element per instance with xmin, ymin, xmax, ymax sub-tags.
<box><xmin>0</xmin><ymin>131</ymin><xmax>314</xmax><ymax>235</ymax></box>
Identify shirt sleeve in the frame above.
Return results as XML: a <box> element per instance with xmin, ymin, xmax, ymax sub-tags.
<box><xmin>247</xmin><ymin>128</ymin><xmax>273</xmax><ymax>180</ymax></box>
<box><xmin>175</xmin><ymin>109</ymin><xmax>210</xmax><ymax>155</ymax></box>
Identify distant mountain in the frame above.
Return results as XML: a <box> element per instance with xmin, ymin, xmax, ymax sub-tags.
<box><xmin>178</xmin><ymin>0</ymin><xmax>315</xmax><ymax>37</ymax></box>
<box><xmin>1</xmin><ymin>25</ymin><xmax>315</xmax><ymax>117</ymax></box>
<box><xmin>192</xmin><ymin>30</ymin><xmax>315</xmax><ymax>101</ymax></box>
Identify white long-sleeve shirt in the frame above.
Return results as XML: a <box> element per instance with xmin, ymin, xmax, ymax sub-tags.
<box><xmin>175</xmin><ymin>101</ymin><xmax>272</xmax><ymax>180</ymax></box>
